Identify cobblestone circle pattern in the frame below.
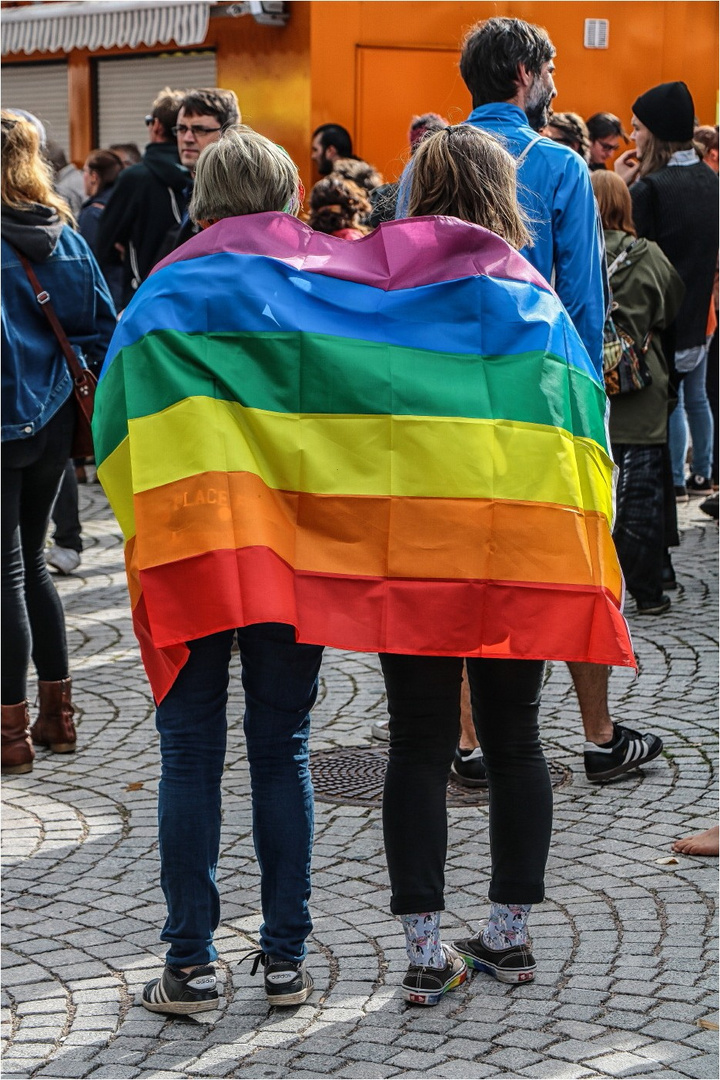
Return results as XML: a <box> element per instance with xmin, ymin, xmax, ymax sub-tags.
<box><xmin>2</xmin><ymin>484</ymin><xmax>717</xmax><ymax>1079</ymax></box>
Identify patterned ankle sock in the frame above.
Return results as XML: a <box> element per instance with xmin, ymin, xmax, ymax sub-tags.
<box><xmin>401</xmin><ymin>911</ymin><xmax>445</xmax><ymax>968</ymax></box>
<box><xmin>482</xmin><ymin>902</ymin><xmax>532</xmax><ymax>950</ymax></box>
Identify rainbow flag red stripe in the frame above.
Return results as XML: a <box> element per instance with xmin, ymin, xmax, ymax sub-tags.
<box><xmin>93</xmin><ymin>213</ymin><xmax>634</xmax><ymax>701</ymax></box>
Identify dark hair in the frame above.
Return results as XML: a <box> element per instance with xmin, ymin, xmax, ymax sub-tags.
<box><xmin>150</xmin><ymin>86</ymin><xmax>186</xmax><ymax>139</ymax></box>
<box><xmin>109</xmin><ymin>142</ymin><xmax>141</xmax><ymax>166</ymax></box>
<box><xmin>331</xmin><ymin>156</ymin><xmax>383</xmax><ymax>192</ymax></box>
<box><xmin>312</xmin><ymin>123</ymin><xmax>353</xmax><ymax>158</ymax></box>
<box><xmin>586</xmin><ymin>112</ymin><xmax>627</xmax><ymax>142</ymax></box>
<box><xmin>460</xmin><ymin>17</ymin><xmax>555</xmax><ymax>108</ymax></box>
<box><xmin>179</xmin><ymin>88</ymin><xmax>240</xmax><ymax>129</ymax></box>
<box><xmin>85</xmin><ymin>149</ymin><xmax>123</xmax><ymax>194</ymax></box>
<box><xmin>307</xmin><ymin>176</ymin><xmax>369</xmax><ymax>235</ymax></box>
<box><xmin>545</xmin><ymin>111</ymin><xmax>590</xmax><ymax>161</ymax></box>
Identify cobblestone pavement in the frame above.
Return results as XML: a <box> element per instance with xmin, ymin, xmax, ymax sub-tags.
<box><xmin>2</xmin><ymin>484</ymin><xmax>717</xmax><ymax>1080</ymax></box>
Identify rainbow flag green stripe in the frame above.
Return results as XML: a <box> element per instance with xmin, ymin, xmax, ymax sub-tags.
<box><xmin>93</xmin><ymin>331</ymin><xmax>608</xmax><ymax>465</ymax></box>
<box><xmin>93</xmin><ymin>213</ymin><xmax>633</xmax><ymax>702</ymax></box>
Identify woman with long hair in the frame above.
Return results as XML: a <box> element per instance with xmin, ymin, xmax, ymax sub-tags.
<box><xmin>592</xmin><ymin>170</ymin><xmax>684</xmax><ymax>613</ymax></box>
<box><xmin>615</xmin><ymin>82</ymin><xmax>718</xmax><ymax>504</ymax></box>
<box><xmin>1</xmin><ymin>111</ymin><xmax>115</xmax><ymax>774</ymax></box>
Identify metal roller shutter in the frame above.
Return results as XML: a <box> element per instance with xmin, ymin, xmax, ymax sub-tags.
<box><xmin>96</xmin><ymin>51</ymin><xmax>216</xmax><ymax>152</ymax></box>
<box><xmin>1</xmin><ymin>62</ymin><xmax>70</xmax><ymax>154</ymax></box>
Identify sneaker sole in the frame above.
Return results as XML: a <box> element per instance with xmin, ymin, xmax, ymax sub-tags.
<box><xmin>402</xmin><ymin>965</ymin><xmax>467</xmax><ymax>1005</ymax></box>
<box><xmin>141</xmin><ymin>996</ymin><xmax>218</xmax><ymax>1014</ymax></box>
<box><xmin>450</xmin><ymin>763</ymin><xmax>488</xmax><ymax>789</ymax></box>
<box><xmin>457</xmin><ymin>951</ymin><xmax>535</xmax><ymax>984</ymax></box>
<box><xmin>266</xmin><ymin>981</ymin><xmax>314</xmax><ymax>1007</ymax></box>
<box><xmin>585</xmin><ymin>741</ymin><xmax>663</xmax><ymax>783</ymax></box>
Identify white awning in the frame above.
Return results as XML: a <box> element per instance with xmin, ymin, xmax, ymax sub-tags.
<box><xmin>1</xmin><ymin>1</ymin><xmax>212</xmax><ymax>57</ymax></box>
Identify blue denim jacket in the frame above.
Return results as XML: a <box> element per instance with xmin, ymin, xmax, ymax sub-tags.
<box><xmin>2</xmin><ymin>225</ymin><xmax>117</xmax><ymax>441</ymax></box>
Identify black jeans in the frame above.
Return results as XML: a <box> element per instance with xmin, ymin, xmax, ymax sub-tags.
<box><xmin>51</xmin><ymin>459</ymin><xmax>82</xmax><ymax>553</ymax></box>
<box><xmin>2</xmin><ymin>397</ymin><xmax>75</xmax><ymax>703</ymax></box>
<box><xmin>379</xmin><ymin>654</ymin><xmax>551</xmax><ymax>915</ymax></box>
<box><xmin>611</xmin><ymin>443</ymin><xmax>666</xmax><ymax>605</ymax></box>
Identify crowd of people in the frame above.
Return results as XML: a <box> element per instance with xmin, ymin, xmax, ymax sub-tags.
<box><xmin>1</xmin><ymin>12</ymin><xmax>717</xmax><ymax>1023</ymax></box>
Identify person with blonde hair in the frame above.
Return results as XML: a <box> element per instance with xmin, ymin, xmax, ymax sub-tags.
<box><xmin>591</xmin><ymin>169</ymin><xmax>684</xmax><ymax>614</ymax></box>
<box><xmin>1</xmin><ymin>111</ymin><xmax>115</xmax><ymax>774</ymax></box>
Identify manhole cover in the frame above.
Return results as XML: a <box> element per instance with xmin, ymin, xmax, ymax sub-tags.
<box><xmin>311</xmin><ymin>747</ymin><xmax>570</xmax><ymax>807</ymax></box>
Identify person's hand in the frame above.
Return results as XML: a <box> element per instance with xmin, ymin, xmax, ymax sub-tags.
<box><xmin>614</xmin><ymin>149</ymin><xmax>641</xmax><ymax>185</ymax></box>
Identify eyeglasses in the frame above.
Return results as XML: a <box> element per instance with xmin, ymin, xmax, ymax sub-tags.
<box><xmin>597</xmin><ymin>140</ymin><xmax>620</xmax><ymax>153</ymax></box>
<box><xmin>144</xmin><ymin>115</ymin><xmax>154</xmax><ymax>126</ymax></box>
<box><xmin>172</xmin><ymin>124</ymin><xmax>223</xmax><ymax>137</ymax></box>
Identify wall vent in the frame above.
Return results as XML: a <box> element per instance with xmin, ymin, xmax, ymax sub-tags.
<box><xmin>584</xmin><ymin>19</ymin><xmax>609</xmax><ymax>49</ymax></box>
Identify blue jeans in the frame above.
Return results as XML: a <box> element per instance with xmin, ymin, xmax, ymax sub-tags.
<box><xmin>154</xmin><ymin>624</ymin><xmax>323</xmax><ymax>968</ymax></box>
<box><xmin>669</xmin><ymin>352</ymin><xmax>714</xmax><ymax>484</ymax></box>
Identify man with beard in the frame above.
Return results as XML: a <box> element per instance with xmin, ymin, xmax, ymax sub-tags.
<box><xmin>310</xmin><ymin>123</ymin><xmax>353</xmax><ymax>176</ymax></box>
<box><xmin>458</xmin><ymin>16</ymin><xmax>605</xmax><ymax>357</ymax></box>
<box><xmin>431</xmin><ymin>17</ymin><xmax>664</xmax><ymax>791</ymax></box>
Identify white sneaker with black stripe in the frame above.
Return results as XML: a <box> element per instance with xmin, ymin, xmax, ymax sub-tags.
<box><xmin>584</xmin><ymin>723</ymin><xmax>663</xmax><ymax>783</ymax></box>
<box><xmin>141</xmin><ymin>964</ymin><xmax>218</xmax><ymax>1014</ymax></box>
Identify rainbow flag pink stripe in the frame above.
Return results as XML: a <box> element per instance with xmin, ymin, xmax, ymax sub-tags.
<box><xmin>93</xmin><ymin>213</ymin><xmax>634</xmax><ymax>701</ymax></box>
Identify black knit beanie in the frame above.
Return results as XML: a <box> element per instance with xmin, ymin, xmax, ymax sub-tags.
<box><xmin>632</xmin><ymin>81</ymin><xmax>695</xmax><ymax>142</ymax></box>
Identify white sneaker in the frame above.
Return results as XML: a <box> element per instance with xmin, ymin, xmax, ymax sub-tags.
<box><xmin>46</xmin><ymin>547</ymin><xmax>81</xmax><ymax>574</ymax></box>
<box><xmin>371</xmin><ymin>719</ymin><xmax>389</xmax><ymax>741</ymax></box>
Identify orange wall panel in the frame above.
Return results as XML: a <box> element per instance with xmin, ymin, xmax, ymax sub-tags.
<box><xmin>310</xmin><ymin>1</ymin><xmax>718</xmax><ymax>186</ymax></box>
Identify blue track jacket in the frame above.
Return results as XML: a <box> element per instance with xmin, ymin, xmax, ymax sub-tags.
<box><xmin>397</xmin><ymin>103</ymin><xmax>607</xmax><ymax>376</ymax></box>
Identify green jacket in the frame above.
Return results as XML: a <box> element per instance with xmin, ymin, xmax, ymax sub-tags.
<box><xmin>606</xmin><ymin>230</ymin><xmax>685</xmax><ymax>445</ymax></box>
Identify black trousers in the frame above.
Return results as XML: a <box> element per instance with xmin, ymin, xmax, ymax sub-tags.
<box><xmin>51</xmin><ymin>459</ymin><xmax>82</xmax><ymax>553</ymax></box>
<box><xmin>379</xmin><ymin>654</ymin><xmax>551</xmax><ymax>915</ymax></box>
<box><xmin>612</xmin><ymin>443</ymin><xmax>666</xmax><ymax>605</ymax></box>
<box><xmin>2</xmin><ymin>397</ymin><xmax>74</xmax><ymax>703</ymax></box>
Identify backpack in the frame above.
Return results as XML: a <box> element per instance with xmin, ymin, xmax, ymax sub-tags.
<box><xmin>602</xmin><ymin>241</ymin><xmax>653</xmax><ymax>395</ymax></box>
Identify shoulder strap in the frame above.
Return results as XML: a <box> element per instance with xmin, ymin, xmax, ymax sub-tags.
<box><xmin>10</xmin><ymin>245</ymin><xmax>93</xmax><ymax>401</ymax></box>
<box><xmin>515</xmin><ymin>134</ymin><xmax>544</xmax><ymax>166</ymax></box>
<box><xmin>607</xmin><ymin>238</ymin><xmax>640</xmax><ymax>279</ymax></box>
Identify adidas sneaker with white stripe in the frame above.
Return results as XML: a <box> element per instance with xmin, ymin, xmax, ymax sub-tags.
<box><xmin>584</xmin><ymin>723</ymin><xmax>663</xmax><ymax>783</ymax></box>
<box><xmin>142</xmin><ymin>964</ymin><xmax>219</xmax><ymax>1014</ymax></box>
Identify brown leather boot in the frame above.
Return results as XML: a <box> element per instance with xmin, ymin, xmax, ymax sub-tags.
<box><xmin>2</xmin><ymin>702</ymin><xmax>34</xmax><ymax>774</ymax></box>
<box><xmin>31</xmin><ymin>678</ymin><xmax>77</xmax><ymax>753</ymax></box>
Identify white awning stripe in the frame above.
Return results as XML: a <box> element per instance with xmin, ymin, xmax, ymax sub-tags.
<box><xmin>2</xmin><ymin>1</ymin><xmax>211</xmax><ymax>57</ymax></box>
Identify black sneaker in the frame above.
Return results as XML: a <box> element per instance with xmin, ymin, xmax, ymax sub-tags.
<box><xmin>584</xmin><ymin>722</ymin><xmax>663</xmax><ymax>783</ymax></box>
<box><xmin>245</xmin><ymin>949</ymin><xmax>314</xmax><ymax>1006</ymax></box>
<box><xmin>636</xmin><ymin>594</ymin><xmax>671</xmax><ymax>615</ymax></box>
<box><xmin>686</xmin><ymin>474</ymin><xmax>713</xmax><ymax>496</ymax></box>
<box><xmin>142</xmin><ymin>964</ymin><xmax>218</xmax><ymax>1014</ymax></box>
<box><xmin>700</xmin><ymin>493</ymin><xmax>719</xmax><ymax>520</ymax></box>
<box><xmin>450</xmin><ymin>747</ymin><xmax>488</xmax><ymax>788</ymax></box>
<box><xmin>401</xmin><ymin>945</ymin><xmax>467</xmax><ymax>1005</ymax></box>
<box><xmin>453</xmin><ymin>927</ymin><xmax>535</xmax><ymax>984</ymax></box>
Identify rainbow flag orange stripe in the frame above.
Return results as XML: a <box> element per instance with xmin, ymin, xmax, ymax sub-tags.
<box><xmin>93</xmin><ymin>213</ymin><xmax>634</xmax><ymax>701</ymax></box>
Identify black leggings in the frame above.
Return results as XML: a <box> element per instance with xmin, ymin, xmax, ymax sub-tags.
<box><xmin>379</xmin><ymin>654</ymin><xmax>551</xmax><ymax>915</ymax></box>
<box><xmin>2</xmin><ymin>398</ymin><xmax>75</xmax><ymax>703</ymax></box>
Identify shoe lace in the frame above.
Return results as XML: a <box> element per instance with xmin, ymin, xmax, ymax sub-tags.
<box><xmin>238</xmin><ymin>947</ymin><xmax>268</xmax><ymax>977</ymax></box>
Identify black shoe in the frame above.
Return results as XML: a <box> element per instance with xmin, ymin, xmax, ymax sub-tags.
<box><xmin>450</xmin><ymin>747</ymin><xmax>488</xmax><ymax>788</ymax></box>
<box><xmin>636</xmin><ymin>594</ymin><xmax>671</xmax><ymax>615</ymax></box>
<box><xmin>662</xmin><ymin>558</ymin><xmax>677</xmax><ymax>591</ymax></box>
<box><xmin>675</xmin><ymin>485</ymin><xmax>689</xmax><ymax>504</ymax></box>
<box><xmin>700</xmin><ymin>493</ymin><xmax>719</xmax><ymax>520</ymax></box>
<box><xmin>453</xmin><ymin>927</ymin><xmax>535</xmax><ymax>984</ymax></box>
<box><xmin>401</xmin><ymin>945</ymin><xmax>467</xmax><ymax>1005</ymax></box>
<box><xmin>142</xmin><ymin>964</ymin><xmax>218</xmax><ymax>1014</ymax></box>
<box><xmin>584</xmin><ymin>722</ymin><xmax>663</xmax><ymax>783</ymax></box>
<box><xmin>686</xmin><ymin>474</ymin><xmax>713</xmax><ymax>496</ymax></box>
<box><xmin>245</xmin><ymin>949</ymin><xmax>314</xmax><ymax>1006</ymax></box>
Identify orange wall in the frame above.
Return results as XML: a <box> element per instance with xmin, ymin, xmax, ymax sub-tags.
<box><xmin>310</xmin><ymin>1</ymin><xmax>719</xmax><ymax>183</ymax></box>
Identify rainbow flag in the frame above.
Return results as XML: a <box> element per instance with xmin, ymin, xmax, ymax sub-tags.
<box><xmin>93</xmin><ymin>212</ymin><xmax>634</xmax><ymax>702</ymax></box>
